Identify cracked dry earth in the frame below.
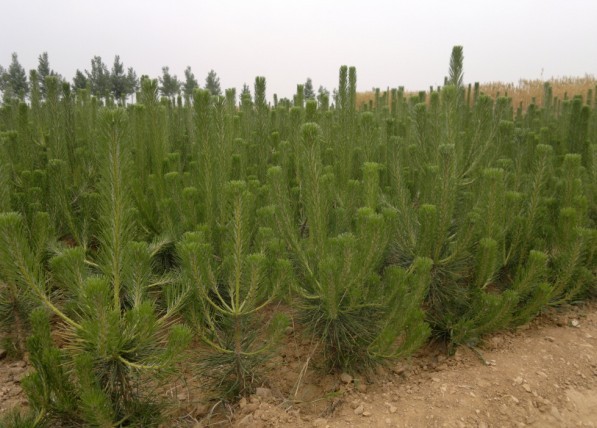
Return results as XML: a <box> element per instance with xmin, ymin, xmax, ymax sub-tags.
<box><xmin>1</xmin><ymin>303</ymin><xmax>596</xmax><ymax>427</ymax></box>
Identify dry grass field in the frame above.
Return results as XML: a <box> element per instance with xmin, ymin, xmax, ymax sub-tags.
<box><xmin>356</xmin><ymin>75</ymin><xmax>597</xmax><ymax>109</ymax></box>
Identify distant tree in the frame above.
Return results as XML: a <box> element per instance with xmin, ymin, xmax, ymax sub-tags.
<box><xmin>331</xmin><ymin>88</ymin><xmax>338</xmax><ymax>108</ymax></box>
<box><xmin>0</xmin><ymin>65</ymin><xmax>7</xmax><ymax>99</ymax></box>
<box><xmin>29</xmin><ymin>69</ymin><xmax>41</xmax><ymax>107</ymax></box>
<box><xmin>86</xmin><ymin>56</ymin><xmax>110</xmax><ymax>99</ymax></box>
<box><xmin>6</xmin><ymin>53</ymin><xmax>29</xmax><ymax>100</ymax></box>
<box><xmin>37</xmin><ymin>52</ymin><xmax>57</xmax><ymax>97</ymax></box>
<box><xmin>304</xmin><ymin>78</ymin><xmax>315</xmax><ymax>99</ymax></box>
<box><xmin>72</xmin><ymin>69</ymin><xmax>88</xmax><ymax>91</ymax></box>
<box><xmin>110</xmin><ymin>55</ymin><xmax>128</xmax><ymax>102</ymax></box>
<box><xmin>159</xmin><ymin>66</ymin><xmax>180</xmax><ymax>99</ymax></box>
<box><xmin>125</xmin><ymin>67</ymin><xmax>138</xmax><ymax>99</ymax></box>
<box><xmin>183</xmin><ymin>66</ymin><xmax>198</xmax><ymax>99</ymax></box>
<box><xmin>205</xmin><ymin>69</ymin><xmax>221</xmax><ymax>96</ymax></box>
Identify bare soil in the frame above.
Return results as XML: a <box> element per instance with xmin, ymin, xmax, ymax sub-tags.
<box><xmin>1</xmin><ymin>303</ymin><xmax>596</xmax><ymax>428</ymax></box>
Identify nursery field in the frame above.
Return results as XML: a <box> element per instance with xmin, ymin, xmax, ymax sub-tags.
<box><xmin>0</xmin><ymin>47</ymin><xmax>595</xmax><ymax>427</ymax></box>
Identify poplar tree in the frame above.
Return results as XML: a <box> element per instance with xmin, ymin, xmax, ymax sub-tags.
<box><xmin>37</xmin><ymin>52</ymin><xmax>56</xmax><ymax>97</ymax></box>
<box><xmin>86</xmin><ymin>56</ymin><xmax>110</xmax><ymax>100</ymax></box>
<box><xmin>183</xmin><ymin>66</ymin><xmax>198</xmax><ymax>100</ymax></box>
<box><xmin>110</xmin><ymin>55</ymin><xmax>128</xmax><ymax>102</ymax></box>
<box><xmin>72</xmin><ymin>69</ymin><xmax>88</xmax><ymax>91</ymax></box>
<box><xmin>0</xmin><ymin>65</ymin><xmax>7</xmax><ymax>100</ymax></box>
<box><xmin>304</xmin><ymin>77</ymin><xmax>315</xmax><ymax>99</ymax></box>
<box><xmin>125</xmin><ymin>66</ymin><xmax>138</xmax><ymax>99</ymax></box>
<box><xmin>5</xmin><ymin>53</ymin><xmax>29</xmax><ymax>100</ymax></box>
<box><xmin>159</xmin><ymin>66</ymin><xmax>180</xmax><ymax>99</ymax></box>
<box><xmin>205</xmin><ymin>69</ymin><xmax>221</xmax><ymax>96</ymax></box>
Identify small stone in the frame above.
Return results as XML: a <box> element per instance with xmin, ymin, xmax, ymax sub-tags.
<box><xmin>513</xmin><ymin>376</ymin><xmax>524</xmax><ymax>385</ymax></box>
<box><xmin>392</xmin><ymin>365</ymin><xmax>405</xmax><ymax>375</ymax></box>
<box><xmin>354</xmin><ymin>405</ymin><xmax>364</xmax><ymax>415</ymax></box>
<box><xmin>431</xmin><ymin>377</ymin><xmax>441</xmax><ymax>383</ymax></box>
<box><xmin>550</xmin><ymin>406</ymin><xmax>562</xmax><ymax>420</ymax></box>
<box><xmin>536</xmin><ymin>371</ymin><xmax>548</xmax><ymax>378</ymax></box>
<box><xmin>477</xmin><ymin>378</ymin><xmax>490</xmax><ymax>388</ymax></box>
<box><xmin>255</xmin><ymin>387</ymin><xmax>272</xmax><ymax>399</ymax></box>
<box><xmin>238</xmin><ymin>414</ymin><xmax>254</xmax><ymax>426</ymax></box>
<box><xmin>340</xmin><ymin>373</ymin><xmax>353</xmax><ymax>384</ymax></box>
<box><xmin>239</xmin><ymin>397</ymin><xmax>247</xmax><ymax>409</ymax></box>
<box><xmin>357</xmin><ymin>383</ymin><xmax>367</xmax><ymax>393</ymax></box>
<box><xmin>522</xmin><ymin>384</ymin><xmax>532</xmax><ymax>393</ymax></box>
<box><xmin>362</xmin><ymin>411</ymin><xmax>371</xmax><ymax>417</ymax></box>
<box><xmin>511</xmin><ymin>395</ymin><xmax>520</xmax><ymax>404</ymax></box>
<box><xmin>389</xmin><ymin>405</ymin><xmax>397</xmax><ymax>414</ymax></box>
<box><xmin>243</xmin><ymin>402</ymin><xmax>259</xmax><ymax>413</ymax></box>
<box><xmin>570</xmin><ymin>319</ymin><xmax>580</xmax><ymax>328</ymax></box>
<box><xmin>544</xmin><ymin>336</ymin><xmax>555</xmax><ymax>342</ymax></box>
<box><xmin>385</xmin><ymin>418</ymin><xmax>392</xmax><ymax>424</ymax></box>
<box><xmin>177</xmin><ymin>392</ymin><xmax>187</xmax><ymax>401</ymax></box>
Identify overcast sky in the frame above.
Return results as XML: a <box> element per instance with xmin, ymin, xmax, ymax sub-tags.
<box><xmin>1</xmin><ymin>0</ymin><xmax>596</xmax><ymax>98</ymax></box>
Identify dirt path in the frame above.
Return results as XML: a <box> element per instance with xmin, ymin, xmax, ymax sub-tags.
<box><xmin>227</xmin><ymin>303</ymin><xmax>597</xmax><ymax>428</ymax></box>
<box><xmin>1</xmin><ymin>303</ymin><xmax>596</xmax><ymax>427</ymax></box>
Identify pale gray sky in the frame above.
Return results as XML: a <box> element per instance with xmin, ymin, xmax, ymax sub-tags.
<box><xmin>1</xmin><ymin>0</ymin><xmax>596</xmax><ymax>98</ymax></box>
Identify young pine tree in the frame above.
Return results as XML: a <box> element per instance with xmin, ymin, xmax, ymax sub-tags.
<box><xmin>267</xmin><ymin>123</ymin><xmax>430</xmax><ymax>372</ymax></box>
<box><xmin>178</xmin><ymin>180</ymin><xmax>289</xmax><ymax>399</ymax></box>
<box><xmin>0</xmin><ymin>109</ymin><xmax>191</xmax><ymax>426</ymax></box>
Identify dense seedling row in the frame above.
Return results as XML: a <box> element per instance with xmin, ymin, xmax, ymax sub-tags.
<box><xmin>0</xmin><ymin>47</ymin><xmax>595</xmax><ymax>426</ymax></box>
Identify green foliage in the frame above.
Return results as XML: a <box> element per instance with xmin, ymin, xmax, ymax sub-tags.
<box><xmin>304</xmin><ymin>77</ymin><xmax>315</xmax><ymax>100</ymax></box>
<box><xmin>37</xmin><ymin>52</ymin><xmax>56</xmax><ymax>98</ymax></box>
<box><xmin>85</xmin><ymin>56</ymin><xmax>111</xmax><ymax>100</ymax></box>
<box><xmin>0</xmin><ymin>408</ymin><xmax>38</xmax><ymax>428</ymax></box>
<box><xmin>448</xmin><ymin>45</ymin><xmax>464</xmax><ymax>87</ymax></box>
<box><xmin>0</xmin><ymin>45</ymin><xmax>595</xmax><ymax>421</ymax></box>
<box><xmin>159</xmin><ymin>66</ymin><xmax>181</xmax><ymax>99</ymax></box>
<box><xmin>205</xmin><ymin>69</ymin><xmax>222</xmax><ymax>96</ymax></box>
<box><xmin>183</xmin><ymin>66</ymin><xmax>198</xmax><ymax>100</ymax></box>
<box><xmin>110</xmin><ymin>55</ymin><xmax>137</xmax><ymax>103</ymax></box>
<box><xmin>3</xmin><ymin>53</ymin><xmax>29</xmax><ymax>101</ymax></box>
<box><xmin>267</xmin><ymin>123</ymin><xmax>429</xmax><ymax>372</ymax></box>
<box><xmin>0</xmin><ymin>110</ymin><xmax>191</xmax><ymax>426</ymax></box>
<box><xmin>179</xmin><ymin>180</ymin><xmax>289</xmax><ymax>398</ymax></box>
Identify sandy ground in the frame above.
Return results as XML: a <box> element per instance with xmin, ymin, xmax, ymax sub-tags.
<box><xmin>224</xmin><ymin>303</ymin><xmax>597</xmax><ymax>428</ymax></box>
<box><xmin>1</xmin><ymin>302</ymin><xmax>596</xmax><ymax>427</ymax></box>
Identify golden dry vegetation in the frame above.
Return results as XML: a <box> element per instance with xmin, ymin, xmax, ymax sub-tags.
<box><xmin>356</xmin><ymin>75</ymin><xmax>597</xmax><ymax>109</ymax></box>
